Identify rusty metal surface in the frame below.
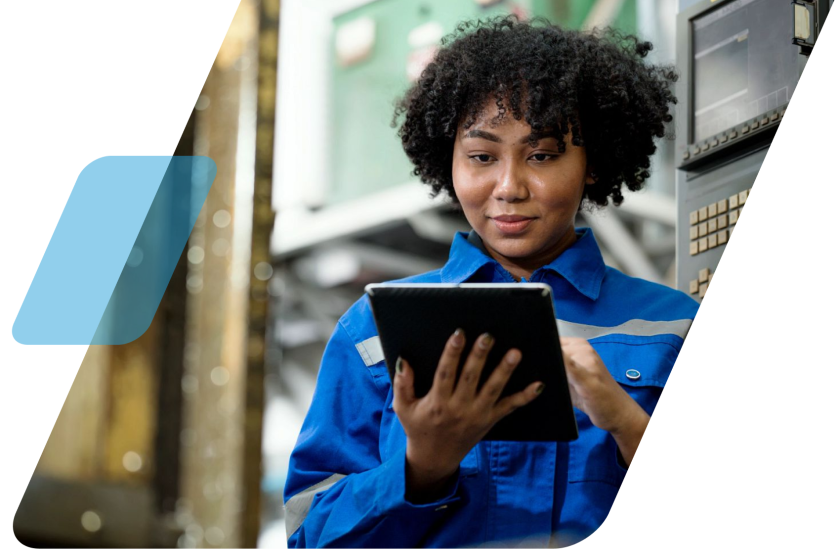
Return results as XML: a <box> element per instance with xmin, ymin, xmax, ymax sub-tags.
<box><xmin>239</xmin><ymin>0</ymin><xmax>279</xmax><ymax>548</ymax></box>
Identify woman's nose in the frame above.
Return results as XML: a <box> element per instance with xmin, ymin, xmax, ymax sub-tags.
<box><xmin>491</xmin><ymin>160</ymin><xmax>529</xmax><ymax>202</ymax></box>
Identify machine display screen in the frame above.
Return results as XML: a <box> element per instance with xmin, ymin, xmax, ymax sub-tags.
<box><xmin>692</xmin><ymin>0</ymin><xmax>799</xmax><ymax>143</ymax></box>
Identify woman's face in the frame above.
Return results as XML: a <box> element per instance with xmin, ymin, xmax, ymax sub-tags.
<box><xmin>451</xmin><ymin>100</ymin><xmax>593</xmax><ymax>278</ymax></box>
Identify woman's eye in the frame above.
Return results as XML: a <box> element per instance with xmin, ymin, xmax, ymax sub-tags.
<box><xmin>470</xmin><ymin>154</ymin><xmax>494</xmax><ymax>163</ymax></box>
<box><xmin>530</xmin><ymin>153</ymin><xmax>557</xmax><ymax>162</ymax></box>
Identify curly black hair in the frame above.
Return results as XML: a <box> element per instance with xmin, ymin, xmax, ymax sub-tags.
<box><xmin>393</xmin><ymin>16</ymin><xmax>678</xmax><ymax>207</ymax></box>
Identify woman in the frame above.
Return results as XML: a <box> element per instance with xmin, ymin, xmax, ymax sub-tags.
<box><xmin>284</xmin><ymin>16</ymin><xmax>698</xmax><ymax>548</ymax></box>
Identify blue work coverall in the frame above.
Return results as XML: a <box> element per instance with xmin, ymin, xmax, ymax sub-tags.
<box><xmin>284</xmin><ymin>228</ymin><xmax>698</xmax><ymax>547</ymax></box>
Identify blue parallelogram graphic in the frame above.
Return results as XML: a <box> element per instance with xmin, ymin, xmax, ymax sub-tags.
<box><xmin>13</xmin><ymin>156</ymin><xmax>216</xmax><ymax>345</ymax></box>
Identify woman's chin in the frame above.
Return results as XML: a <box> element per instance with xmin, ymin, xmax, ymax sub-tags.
<box><xmin>483</xmin><ymin>237</ymin><xmax>540</xmax><ymax>261</ymax></box>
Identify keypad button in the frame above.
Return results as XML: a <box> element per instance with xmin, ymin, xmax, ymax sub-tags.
<box><xmin>690</xmin><ymin>211</ymin><xmax>699</xmax><ymax>225</ymax></box>
<box><xmin>689</xmin><ymin>279</ymin><xmax>699</xmax><ymax>294</ymax></box>
<box><xmin>717</xmin><ymin>200</ymin><xmax>728</xmax><ymax>214</ymax></box>
<box><xmin>708</xmin><ymin>219</ymin><xmax>718</xmax><ymax>233</ymax></box>
<box><xmin>738</xmin><ymin>190</ymin><xmax>748</xmax><ymax>205</ymax></box>
<box><xmin>698</xmin><ymin>206</ymin><xmax>708</xmax><ymax>221</ymax></box>
<box><xmin>699</xmin><ymin>282</ymin><xmax>708</xmax><ymax>298</ymax></box>
<box><xmin>690</xmin><ymin>241</ymin><xmax>699</xmax><ymax>256</ymax></box>
<box><xmin>689</xmin><ymin>225</ymin><xmax>699</xmax><ymax>240</ymax></box>
<box><xmin>698</xmin><ymin>222</ymin><xmax>708</xmax><ymax>236</ymax></box>
<box><xmin>760</xmin><ymin>117</ymin><xmax>770</xmax><ymax>126</ymax></box>
<box><xmin>717</xmin><ymin>229</ymin><xmax>728</xmax><ymax>245</ymax></box>
<box><xmin>729</xmin><ymin>194</ymin><xmax>739</xmax><ymax>209</ymax></box>
<box><xmin>709</xmin><ymin>235</ymin><xmax>718</xmax><ymax>249</ymax></box>
<box><xmin>698</xmin><ymin>237</ymin><xmax>708</xmax><ymax>253</ymax></box>
<box><xmin>699</xmin><ymin>268</ymin><xmax>710</xmax><ymax>283</ymax></box>
<box><xmin>717</xmin><ymin>215</ymin><xmax>728</xmax><ymax>229</ymax></box>
<box><xmin>751</xmin><ymin>121</ymin><xmax>759</xmax><ymax>130</ymax></box>
<box><xmin>729</xmin><ymin>209</ymin><xmax>739</xmax><ymax>225</ymax></box>
<box><xmin>729</xmin><ymin>131</ymin><xmax>738</xmax><ymax>140</ymax></box>
<box><xmin>707</xmin><ymin>203</ymin><xmax>718</xmax><ymax>218</ymax></box>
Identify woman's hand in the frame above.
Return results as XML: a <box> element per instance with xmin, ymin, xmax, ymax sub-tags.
<box><xmin>560</xmin><ymin>336</ymin><xmax>650</xmax><ymax>466</ymax></box>
<box><xmin>392</xmin><ymin>329</ymin><xmax>544</xmax><ymax>503</ymax></box>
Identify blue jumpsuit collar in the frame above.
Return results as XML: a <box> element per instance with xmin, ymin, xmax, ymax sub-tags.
<box><xmin>441</xmin><ymin>227</ymin><xmax>606</xmax><ymax>301</ymax></box>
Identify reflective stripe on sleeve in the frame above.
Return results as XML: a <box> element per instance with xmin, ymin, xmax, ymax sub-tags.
<box><xmin>353</xmin><ymin>318</ymin><xmax>690</xmax><ymax>367</ymax></box>
<box><xmin>556</xmin><ymin>318</ymin><xmax>693</xmax><ymax>340</ymax></box>
<box><xmin>355</xmin><ymin>336</ymin><xmax>385</xmax><ymax>367</ymax></box>
<box><xmin>285</xmin><ymin>473</ymin><xmax>348</xmax><ymax>538</ymax></box>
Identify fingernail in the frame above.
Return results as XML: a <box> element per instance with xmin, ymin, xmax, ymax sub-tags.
<box><xmin>479</xmin><ymin>333</ymin><xmax>494</xmax><ymax>349</ymax></box>
<box><xmin>535</xmin><ymin>383</ymin><xmax>545</xmax><ymax>395</ymax></box>
<box><xmin>396</xmin><ymin>356</ymin><xmax>404</xmax><ymax>375</ymax></box>
<box><xmin>505</xmin><ymin>350</ymin><xmax>520</xmax><ymax>365</ymax></box>
<box><xmin>451</xmin><ymin>328</ymin><xmax>465</xmax><ymax>348</ymax></box>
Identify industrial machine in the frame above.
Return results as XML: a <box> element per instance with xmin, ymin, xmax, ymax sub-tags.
<box><xmin>675</xmin><ymin>0</ymin><xmax>832</xmax><ymax>299</ymax></box>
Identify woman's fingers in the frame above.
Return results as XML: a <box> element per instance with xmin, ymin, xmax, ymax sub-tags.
<box><xmin>492</xmin><ymin>381</ymin><xmax>544</xmax><ymax>421</ymax></box>
<box><xmin>392</xmin><ymin>356</ymin><xmax>416</xmax><ymax>414</ymax></box>
<box><xmin>430</xmin><ymin>328</ymin><xmax>465</xmax><ymax>397</ymax></box>
<box><xmin>453</xmin><ymin>332</ymin><xmax>495</xmax><ymax>401</ymax></box>
<box><xmin>476</xmin><ymin>348</ymin><xmax>521</xmax><ymax>405</ymax></box>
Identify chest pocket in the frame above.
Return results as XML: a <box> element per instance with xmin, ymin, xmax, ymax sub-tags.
<box><xmin>567</xmin><ymin>338</ymin><xmax>679</xmax><ymax>486</ymax></box>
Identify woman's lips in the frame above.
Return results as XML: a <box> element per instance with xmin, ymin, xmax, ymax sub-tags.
<box><xmin>491</xmin><ymin>215</ymin><xmax>535</xmax><ymax>234</ymax></box>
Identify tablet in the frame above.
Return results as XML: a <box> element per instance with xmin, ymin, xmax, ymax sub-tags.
<box><xmin>365</xmin><ymin>283</ymin><xmax>578</xmax><ymax>442</ymax></box>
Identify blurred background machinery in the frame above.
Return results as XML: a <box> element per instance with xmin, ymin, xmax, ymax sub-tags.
<box><xmin>14</xmin><ymin>0</ymin><xmax>734</xmax><ymax>549</ymax></box>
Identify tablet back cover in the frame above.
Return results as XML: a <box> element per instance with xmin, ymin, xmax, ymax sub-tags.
<box><xmin>367</xmin><ymin>284</ymin><xmax>578</xmax><ymax>442</ymax></box>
